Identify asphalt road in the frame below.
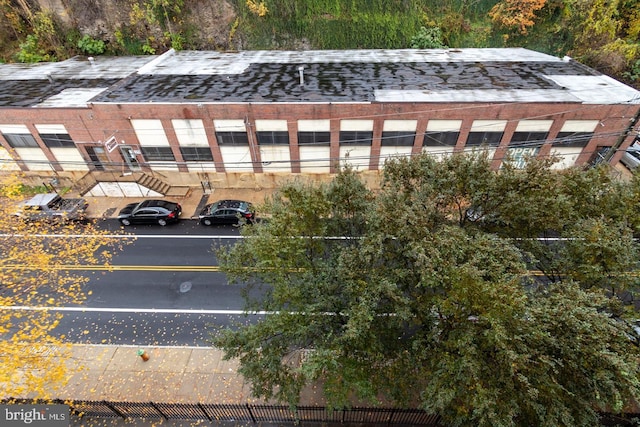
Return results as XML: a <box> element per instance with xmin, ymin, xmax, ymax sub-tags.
<box><xmin>46</xmin><ymin>219</ymin><xmax>265</xmax><ymax>346</ymax></box>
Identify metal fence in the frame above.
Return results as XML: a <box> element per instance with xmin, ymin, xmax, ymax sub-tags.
<box><xmin>5</xmin><ymin>399</ymin><xmax>640</xmax><ymax>426</ymax></box>
<box><xmin>4</xmin><ymin>399</ymin><xmax>442</xmax><ymax>425</ymax></box>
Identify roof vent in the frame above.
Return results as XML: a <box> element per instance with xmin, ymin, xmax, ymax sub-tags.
<box><xmin>298</xmin><ymin>66</ymin><xmax>305</xmax><ymax>86</ymax></box>
<box><xmin>88</xmin><ymin>56</ymin><xmax>95</xmax><ymax>65</ymax></box>
<box><xmin>45</xmin><ymin>72</ymin><xmax>54</xmax><ymax>83</ymax></box>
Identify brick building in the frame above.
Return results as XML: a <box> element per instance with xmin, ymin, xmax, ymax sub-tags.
<box><xmin>0</xmin><ymin>48</ymin><xmax>638</xmax><ymax>196</ymax></box>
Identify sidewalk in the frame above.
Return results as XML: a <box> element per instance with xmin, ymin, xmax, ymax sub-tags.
<box><xmin>53</xmin><ymin>344</ymin><xmax>322</xmax><ymax>403</ymax></box>
<box><xmin>58</xmin><ymin>345</ymin><xmax>251</xmax><ymax>404</ymax></box>
<box><xmin>40</xmin><ymin>344</ymin><xmax>325</xmax><ymax>426</ymax></box>
<box><xmin>80</xmin><ymin>186</ymin><xmax>275</xmax><ymax>221</ymax></box>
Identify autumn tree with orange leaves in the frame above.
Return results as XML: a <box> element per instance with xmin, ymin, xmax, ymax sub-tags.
<box><xmin>489</xmin><ymin>0</ymin><xmax>547</xmax><ymax>34</ymax></box>
<box><xmin>0</xmin><ymin>174</ymin><xmax>127</xmax><ymax>399</ymax></box>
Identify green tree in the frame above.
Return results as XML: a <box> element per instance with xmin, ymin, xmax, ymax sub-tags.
<box><xmin>214</xmin><ymin>153</ymin><xmax>640</xmax><ymax>426</ymax></box>
<box><xmin>555</xmin><ymin>0</ymin><xmax>640</xmax><ymax>80</ymax></box>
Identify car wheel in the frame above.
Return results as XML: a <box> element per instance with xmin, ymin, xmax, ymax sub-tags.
<box><xmin>120</xmin><ymin>218</ymin><xmax>131</xmax><ymax>226</ymax></box>
<box><xmin>158</xmin><ymin>218</ymin><xmax>167</xmax><ymax>226</ymax></box>
<box><xmin>202</xmin><ymin>218</ymin><xmax>212</xmax><ymax>226</ymax></box>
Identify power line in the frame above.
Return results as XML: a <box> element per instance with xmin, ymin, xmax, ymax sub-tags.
<box><xmin>1</xmin><ymin>121</ymin><xmax>632</xmax><ymax>150</ymax></box>
<box><xmin>0</xmin><ymin>142</ymin><xmax>620</xmax><ymax>170</ymax></box>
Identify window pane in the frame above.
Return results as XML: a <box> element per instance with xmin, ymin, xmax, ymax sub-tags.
<box><xmin>381</xmin><ymin>131</ymin><xmax>415</xmax><ymax>146</ymax></box>
<box><xmin>553</xmin><ymin>132</ymin><xmax>593</xmax><ymax>147</ymax></box>
<box><xmin>466</xmin><ymin>132</ymin><xmax>503</xmax><ymax>146</ymax></box>
<box><xmin>216</xmin><ymin>131</ymin><xmax>249</xmax><ymax>145</ymax></box>
<box><xmin>180</xmin><ymin>146</ymin><xmax>213</xmax><ymax>161</ymax></box>
<box><xmin>257</xmin><ymin>131</ymin><xmax>289</xmax><ymax>145</ymax></box>
<box><xmin>340</xmin><ymin>131</ymin><xmax>373</xmax><ymax>145</ymax></box>
<box><xmin>510</xmin><ymin>132</ymin><xmax>548</xmax><ymax>145</ymax></box>
<box><xmin>273</xmin><ymin>131</ymin><xmax>289</xmax><ymax>145</ymax></box>
<box><xmin>298</xmin><ymin>131</ymin><xmax>330</xmax><ymax>145</ymax></box>
<box><xmin>423</xmin><ymin>131</ymin><xmax>459</xmax><ymax>146</ymax></box>
<box><xmin>40</xmin><ymin>133</ymin><xmax>75</xmax><ymax>148</ymax></box>
<box><xmin>3</xmin><ymin>133</ymin><xmax>38</xmax><ymax>148</ymax></box>
<box><xmin>141</xmin><ymin>146</ymin><xmax>175</xmax><ymax>161</ymax></box>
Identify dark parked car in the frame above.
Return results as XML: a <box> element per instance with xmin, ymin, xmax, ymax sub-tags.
<box><xmin>198</xmin><ymin>200</ymin><xmax>254</xmax><ymax>226</ymax></box>
<box><xmin>118</xmin><ymin>199</ymin><xmax>182</xmax><ymax>226</ymax></box>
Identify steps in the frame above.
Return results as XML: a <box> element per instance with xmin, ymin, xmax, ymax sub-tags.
<box><xmin>136</xmin><ymin>174</ymin><xmax>171</xmax><ymax>195</ymax></box>
<box><xmin>75</xmin><ymin>172</ymin><xmax>98</xmax><ymax>196</ymax></box>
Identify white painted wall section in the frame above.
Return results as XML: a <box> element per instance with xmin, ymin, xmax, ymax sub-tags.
<box><xmin>299</xmin><ymin>146</ymin><xmax>331</xmax><ymax>172</ymax></box>
<box><xmin>260</xmin><ymin>145</ymin><xmax>291</xmax><ymax>172</ymax></box>
<box><xmin>50</xmin><ymin>147</ymin><xmax>89</xmax><ymax>171</ymax></box>
<box><xmin>219</xmin><ymin>146</ymin><xmax>254</xmax><ymax>172</ymax></box>
<box><xmin>131</xmin><ymin>119</ymin><xmax>170</xmax><ymax>146</ymax></box>
<box><xmin>172</xmin><ymin>119</ymin><xmax>208</xmax><ymax>146</ymax></box>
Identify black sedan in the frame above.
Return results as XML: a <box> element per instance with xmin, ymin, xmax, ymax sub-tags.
<box><xmin>118</xmin><ymin>199</ymin><xmax>182</xmax><ymax>226</ymax></box>
<box><xmin>198</xmin><ymin>200</ymin><xmax>254</xmax><ymax>226</ymax></box>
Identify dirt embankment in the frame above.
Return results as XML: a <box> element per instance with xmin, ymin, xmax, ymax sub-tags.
<box><xmin>38</xmin><ymin>0</ymin><xmax>238</xmax><ymax>51</ymax></box>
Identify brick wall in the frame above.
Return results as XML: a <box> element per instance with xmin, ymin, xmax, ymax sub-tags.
<box><xmin>0</xmin><ymin>100</ymin><xmax>638</xmax><ymax>187</ymax></box>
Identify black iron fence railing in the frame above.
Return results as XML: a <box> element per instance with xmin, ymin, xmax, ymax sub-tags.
<box><xmin>3</xmin><ymin>399</ymin><xmax>443</xmax><ymax>425</ymax></box>
<box><xmin>4</xmin><ymin>399</ymin><xmax>638</xmax><ymax>426</ymax></box>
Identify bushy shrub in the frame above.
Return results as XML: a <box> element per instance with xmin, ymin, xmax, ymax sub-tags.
<box><xmin>77</xmin><ymin>35</ymin><xmax>106</xmax><ymax>55</ymax></box>
<box><xmin>410</xmin><ymin>26</ymin><xmax>447</xmax><ymax>49</ymax></box>
<box><xmin>15</xmin><ymin>35</ymin><xmax>52</xmax><ymax>63</ymax></box>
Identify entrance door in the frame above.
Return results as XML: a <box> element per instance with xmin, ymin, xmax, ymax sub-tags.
<box><xmin>86</xmin><ymin>146</ymin><xmax>108</xmax><ymax>171</ymax></box>
<box><xmin>120</xmin><ymin>145</ymin><xmax>141</xmax><ymax>171</ymax></box>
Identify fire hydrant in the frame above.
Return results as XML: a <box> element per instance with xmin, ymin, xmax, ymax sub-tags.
<box><xmin>137</xmin><ymin>349</ymin><xmax>150</xmax><ymax>361</ymax></box>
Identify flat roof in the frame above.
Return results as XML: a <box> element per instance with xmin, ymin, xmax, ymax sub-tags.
<box><xmin>0</xmin><ymin>49</ymin><xmax>638</xmax><ymax>107</ymax></box>
<box><xmin>0</xmin><ymin>55</ymin><xmax>152</xmax><ymax>108</ymax></box>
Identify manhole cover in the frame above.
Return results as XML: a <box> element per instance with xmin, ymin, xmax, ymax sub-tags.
<box><xmin>179</xmin><ymin>281</ymin><xmax>192</xmax><ymax>293</ymax></box>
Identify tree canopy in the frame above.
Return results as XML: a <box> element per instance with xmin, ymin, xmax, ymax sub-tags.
<box><xmin>0</xmin><ymin>174</ymin><xmax>127</xmax><ymax>399</ymax></box>
<box><xmin>215</xmin><ymin>152</ymin><xmax>640</xmax><ymax>427</ymax></box>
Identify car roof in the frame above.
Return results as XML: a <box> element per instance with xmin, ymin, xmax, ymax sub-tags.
<box><xmin>211</xmin><ymin>200</ymin><xmax>250</xmax><ymax>209</ymax></box>
<box><xmin>138</xmin><ymin>199</ymin><xmax>177</xmax><ymax>209</ymax></box>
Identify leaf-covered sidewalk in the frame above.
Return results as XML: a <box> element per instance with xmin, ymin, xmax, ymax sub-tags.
<box><xmin>5</xmin><ymin>344</ymin><xmax>326</xmax><ymax>406</ymax></box>
<box><xmin>59</xmin><ymin>345</ymin><xmax>251</xmax><ymax>403</ymax></box>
